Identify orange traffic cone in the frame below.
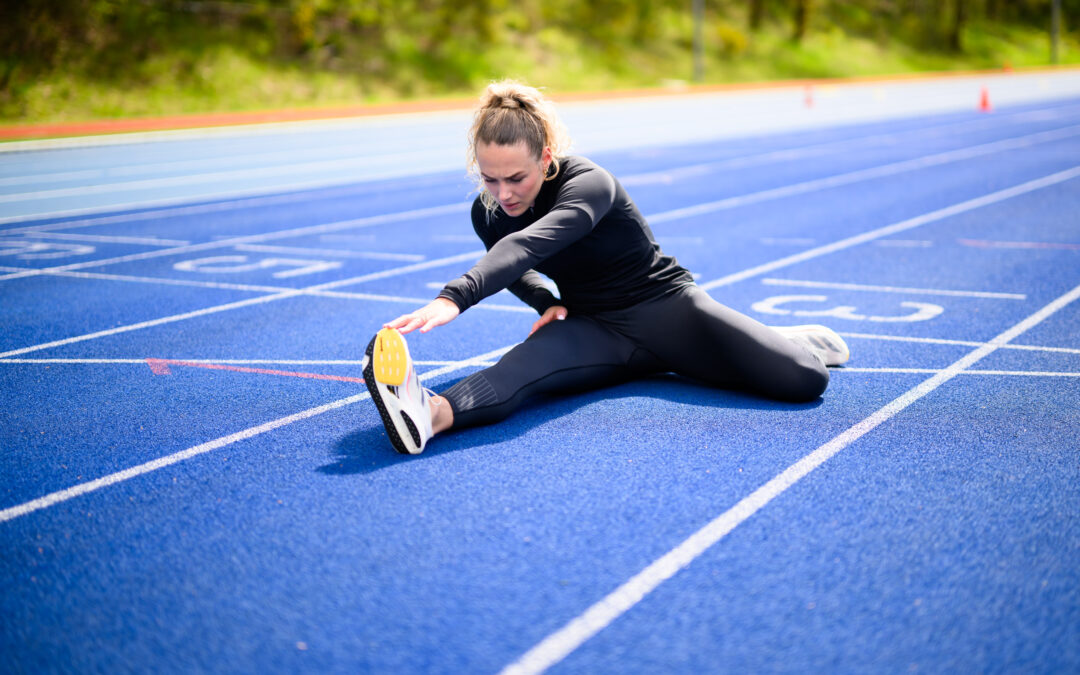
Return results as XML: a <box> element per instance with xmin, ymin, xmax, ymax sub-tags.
<box><xmin>978</xmin><ymin>87</ymin><xmax>992</xmax><ymax>113</ymax></box>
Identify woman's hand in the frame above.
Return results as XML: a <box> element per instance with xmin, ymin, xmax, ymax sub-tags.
<box><xmin>386</xmin><ymin>298</ymin><xmax>461</xmax><ymax>334</ymax></box>
<box><xmin>530</xmin><ymin>305</ymin><xmax>568</xmax><ymax>336</ymax></box>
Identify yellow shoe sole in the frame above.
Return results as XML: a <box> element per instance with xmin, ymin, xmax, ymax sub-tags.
<box><xmin>372</xmin><ymin>327</ymin><xmax>410</xmax><ymax>386</ymax></box>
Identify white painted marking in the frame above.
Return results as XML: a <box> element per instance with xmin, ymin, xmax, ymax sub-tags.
<box><xmin>173</xmin><ymin>255</ymin><xmax>343</xmax><ymax>279</ymax></box>
<box><xmin>13</xmin><ymin>232</ymin><xmax>191</xmax><ymax>246</ymax></box>
<box><xmin>0</xmin><ymin>359</ymin><xmax>1066</xmax><ymax>376</ymax></box>
<box><xmin>873</xmin><ymin>239</ymin><xmax>933</xmax><ymax>248</ymax></box>
<box><xmin>234</xmin><ymin>243</ymin><xmax>424</xmax><ymax>262</ymax></box>
<box><xmin>0</xmin><ymin>148</ymin><xmax>449</xmax><ymax>205</ymax></box>
<box><xmin>4</xmin><ymin>108</ymin><xmax>1077</xmax><ymax>229</ymax></box>
<box><xmin>958</xmin><ymin>238</ymin><xmax>1080</xmax><ymax>251</ymax></box>
<box><xmin>0</xmin><ymin>240</ymin><xmax>95</xmax><ymax>260</ymax></box>
<box><xmin>838</xmin><ymin>331</ymin><xmax>1080</xmax><ymax>355</ymax></box>
<box><xmin>0</xmin><ymin>249</ymin><xmax>486</xmax><ymax>359</ymax></box>
<box><xmin>838</xmin><ymin>367</ymin><xmax>1080</xmax><ymax>377</ymax></box>
<box><xmin>760</xmin><ymin>237</ymin><xmax>815</xmax><ymax>246</ymax></box>
<box><xmin>500</xmin><ymin>281</ymin><xmax>1080</xmax><ymax>675</ymax></box>
<box><xmin>752</xmin><ymin>294</ymin><xmax>944</xmax><ymax>322</ymax></box>
<box><xmin>615</xmin><ymin>107</ymin><xmax>1070</xmax><ymax>188</ymax></box>
<box><xmin>0</xmin><ymin>202</ymin><xmax>470</xmax><ymax>283</ymax></box>
<box><xmin>4</xmin><ymin>164</ymin><xmax>1076</xmax><ymax>358</ymax></box>
<box><xmin>762</xmin><ymin>278</ymin><xmax>1025</xmax><ymax>299</ymax></box>
<box><xmin>0</xmin><ymin>344</ymin><xmax>515</xmax><ymax>524</ymax></box>
<box><xmin>319</xmin><ymin>234</ymin><xmax>377</xmax><ymax>244</ymax></box>
<box><xmin>699</xmin><ymin>165</ymin><xmax>1080</xmax><ymax>291</ymax></box>
<box><xmin>648</xmin><ymin>124</ymin><xmax>1080</xmax><ymax>225</ymax></box>
<box><xmin>15</xmin><ymin>267</ymin><xmax>534</xmax><ymax>314</ymax></box>
<box><xmin>433</xmin><ymin>234</ymin><xmax>484</xmax><ymax>243</ymax></box>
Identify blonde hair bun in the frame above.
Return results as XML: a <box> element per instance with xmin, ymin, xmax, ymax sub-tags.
<box><xmin>467</xmin><ymin>80</ymin><xmax>572</xmax><ymax>212</ymax></box>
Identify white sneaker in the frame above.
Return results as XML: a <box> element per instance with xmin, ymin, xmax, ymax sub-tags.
<box><xmin>773</xmin><ymin>324</ymin><xmax>850</xmax><ymax>367</ymax></box>
<box><xmin>363</xmin><ymin>327</ymin><xmax>434</xmax><ymax>454</ymax></box>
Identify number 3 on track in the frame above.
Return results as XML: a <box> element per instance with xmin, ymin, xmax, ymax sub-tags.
<box><xmin>751</xmin><ymin>294</ymin><xmax>944</xmax><ymax>322</ymax></box>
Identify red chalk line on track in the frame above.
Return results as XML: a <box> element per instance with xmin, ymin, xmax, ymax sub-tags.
<box><xmin>0</xmin><ymin>344</ymin><xmax>514</xmax><ymax>524</ymax></box>
<box><xmin>145</xmin><ymin>357</ymin><xmax>365</xmax><ymax>384</ymax></box>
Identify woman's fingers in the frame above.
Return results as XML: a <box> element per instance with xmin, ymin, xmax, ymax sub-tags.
<box><xmin>529</xmin><ymin>305</ymin><xmax>568</xmax><ymax>336</ymax></box>
<box><xmin>386</xmin><ymin>298</ymin><xmax>460</xmax><ymax>335</ymax></box>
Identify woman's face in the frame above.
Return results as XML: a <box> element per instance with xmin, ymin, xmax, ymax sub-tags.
<box><xmin>476</xmin><ymin>141</ymin><xmax>552</xmax><ymax>217</ymax></box>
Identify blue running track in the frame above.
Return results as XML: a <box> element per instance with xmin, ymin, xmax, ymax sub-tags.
<box><xmin>2</xmin><ymin>75</ymin><xmax>1079</xmax><ymax>673</ymax></box>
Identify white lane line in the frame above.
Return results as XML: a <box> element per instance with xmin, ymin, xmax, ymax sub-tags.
<box><xmin>838</xmin><ymin>367</ymin><xmax>1080</xmax><ymax>377</ymax></box>
<box><xmin>0</xmin><ymin>343</ymin><xmax>513</xmax><ymax>525</ymax></box>
<box><xmin>0</xmin><ymin>147</ymin><xmax>454</xmax><ymax>204</ymax></box>
<box><xmin>699</xmin><ymin>165</ymin><xmax>1080</xmax><ymax>291</ymax></box>
<box><xmin>873</xmin><ymin>239</ymin><xmax>933</xmax><ymax>248</ymax></box>
<box><xmin>0</xmin><ymin>358</ymin><xmax>499</xmax><ymax>367</ymax></box>
<box><xmin>648</xmin><ymin>124</ymin><xmax>1080</xmax><ymax>225</ymax></box>
<box><xmin>0</xmin><ymin>201</ymin><xmax>470</xmax><ymax>283</ymax></box>
<box><xmin>0</xmin><ymin>181</ymin><xmax>420</xmax><ymax>233</ymax></box>
<box><xmin>233</xmin><ymin>243</ymin><xmax>424</xmax><ymax>262</ymax></box>
<box><xmin>838</xmin><ymin>331</ymin><xmax>1080</xmax><ymax>355</ymax></box>
<box><xmin>0</xmin><ymin>163</ymin><xmax>464</xmax><ymax>228</ymax></box>
<box><xmin>6</xmin><ymin>123</ymin><xmax>1078</xmax><ymax>286</ymax></box>
<box><xmin>6</xmin><ymin>232</ymin><xmax>191</xmax><ymax>246</ymax></box>
<box><xmin>5</xmin><ymin>110</ymin><xmax>1079</xmax><ymax>231</ymax></box>
<box><xmin>1</xmin><ymin>359</ymin><xmax>1071</xmax><ymax>376</ymax></box>
<box><xmin>3</xmin><ymin>164</ymin><xmax>1076</xmax><ymax>359</ymax></box>
<box><xmin>0</xmin><ymin>249</ymin><xmax>485</xmax><ymax>359</ymax></box>
<box><xmin>500</xmin><ymin>280</ymin><xmax>1080</xmax><ymax>675</ymax></box>
<box><xmin>761</xmin><ymin>278</ymin><xmax>1026</xmax><ymax>299</ymax></box>
<box><xmin>11</xmin><ymin>96</ymin><xmax>1066</xmax><ymax>194</ymax></box>
<box><xmin>6</xmin><ymin>267</ymin><xmax>534</xmax><ymax>314</ymax></box>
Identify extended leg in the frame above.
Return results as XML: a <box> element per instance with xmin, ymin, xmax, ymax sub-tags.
<box><xmin>441</xmin><ymin>315</ymin><xmax>657</xmax><ymax>428</ymax></box>
<box><xmin>605</xmin><ymin>286</ymin><xmax>831</xmax><ymax>402</ymax></box>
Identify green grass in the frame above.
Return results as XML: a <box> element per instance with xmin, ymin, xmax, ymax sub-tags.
<box><xmin>3</xmin><ymin>16</ymin><xmax>1077</xmax><ymax>125</ymax></box>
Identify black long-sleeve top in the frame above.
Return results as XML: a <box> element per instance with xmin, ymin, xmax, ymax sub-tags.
<box><xmin>438</xmin><ymin>155</ymin><xmax>694</xmax><ymax>316</ymax></box>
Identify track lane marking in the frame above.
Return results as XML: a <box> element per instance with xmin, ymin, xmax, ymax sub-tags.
<box><xmin>2</xmin><ymin>165</ymin><xmax>1076</xmax><ymax>359</ymax></box>
<box><xmin>761</xmin><ymin>278</ymin><xmax>1026</xmax><ymax>299</ymax></box>
<box><xmin>0</xmin><ymin>344</ymin><xmax>513</xmax><ymax>524</ymax></box>
<box><xmin>698</xmin><ymin>165</ymin><xmax>1080</xmax><ymax>291</ymax></box>
<box><xmin>0</xmin><ymin>358</ymin><xmax>501</xmax><ymax>367</ymax></box>
<box><xmin>649</xmin><ymin>123</ymin><xmax>1080</xmax><ymax>225</ymax></box>
<box><xmin>500</xmin><ymin>280</ymin><xmax>1080</xmax><ymax>675</ymax></box>
<box><xmin>3</xmin><ymin>125</ymin><xmax>1078</xmax><ymax>288</ymax></box>
<box><xmin>3</xmin><ymin>109</ymin><xmax>1079</xmax><ymax>232</ymax></box>
<box><xmin>0</xmin><ymin>202</ymin><xmax>472</xmax><ymax>283</ymax></box>
<box><xmin>0</xmin><ymin>249</ymin><xmax>484</xmax><ymax>359</ymax></box>
<box><xmin>837</xmin><ymin>331</ymin><xmax>1080</xmax><ymax>355</ymax></box>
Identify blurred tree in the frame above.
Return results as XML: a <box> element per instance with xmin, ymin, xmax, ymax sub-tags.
<box><xmin>792</xmin><ymin>0</ymin><xmax>814</xmax><ymax>42</ymax></box>
<box><xmin>950</xmin><ymin>0</ymin><xmax>967</xmax><ymax>51</ymax></box>
<box><xmin>749</xmin><ymin>0</ymin><xmax>766</xmax><ymax>30</ymax></box>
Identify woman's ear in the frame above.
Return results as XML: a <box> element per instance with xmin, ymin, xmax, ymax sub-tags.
<box><xmin>541</xmin><ymin>146</ymin><xmax>553</xmax><ymax>173</ymax></box>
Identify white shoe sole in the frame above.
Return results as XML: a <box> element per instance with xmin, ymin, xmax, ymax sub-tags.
<box><xmin>363</xmin><ymin>328</ymin><xmax>431</xmax><ymax>454</ymax></box>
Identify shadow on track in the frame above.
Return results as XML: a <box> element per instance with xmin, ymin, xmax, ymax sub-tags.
<box><xmin>318</xmin><ymin>374</ymin><xmax>823</xmax><ymax>476</ymax></box>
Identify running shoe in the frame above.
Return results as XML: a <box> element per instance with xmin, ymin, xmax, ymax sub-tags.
<box><xmin>362</xmin><ymin>327</ymin><xmax>434</xmax><ymax>454</ymax></box>
<box><xmin>773</xmin><ymin>324</ymin><xmax>850</xmax><ymax>367</ymax></box>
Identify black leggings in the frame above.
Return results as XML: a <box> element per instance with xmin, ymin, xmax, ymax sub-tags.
<box><xmin>442</xmin><ymin>285</ymin><xmax>829</xmax><ymax>428</ymax></box>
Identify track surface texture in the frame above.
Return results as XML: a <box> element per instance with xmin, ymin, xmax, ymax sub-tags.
<box><xmin>2</xmin><ymin>70</ymin><xmax>1079</xmax><ymax>673</ymax></box>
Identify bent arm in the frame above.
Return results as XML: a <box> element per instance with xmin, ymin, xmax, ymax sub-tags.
<box><xmin>439</xmin><ymin>166</ymin><xmax>616</xmax><ymax>313</ymax></box>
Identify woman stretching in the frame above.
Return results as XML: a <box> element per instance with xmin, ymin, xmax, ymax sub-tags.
<box><xmin>363</xmin><ymin>81</ymin><xmax>849</xmax><ymax>455</ymax></box>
